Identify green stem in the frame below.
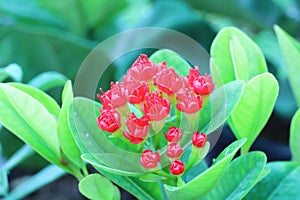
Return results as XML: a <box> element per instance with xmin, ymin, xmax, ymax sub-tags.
<box><xmin>81</xmin><ymin>163</ymin><xmax>89</xmax><ymax>177</ymax></box>
<box><xmin>154</xmin><ymin>170</ymin><xmax>176</xmax><ymax>180</ymax></box>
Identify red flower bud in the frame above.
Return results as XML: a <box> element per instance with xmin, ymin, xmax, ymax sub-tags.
<box><xmin>166</xmin><ymin>143</ymin><xmax>183</xmax><ymax>159</ymax></box>
<box><xmin>97</xmin><ymin>89</ymin><xmax>112</xmax><ymax>109</ymax></box>
<box><xmin>170</xmin><ymin>160</ymin><xmax>185</xmax><ymax>175</ymax></box>
<box><xmin>192</xmin><ymin>132</ymin><xmax>207</xmax><ymax>148</ymax></box>
<box><xmin>127</xmin><ymin>54</ymin><xmax>157</xmax><ymax>81</ymax></box>
<box><xmin>154</xmin><ymin>67</ymin><xmax>187</xmax><ymax>95</ymax></box>
<box><xmin>123</xmin><ymin>113</ymin><xmax>150</xmax><ymax>144</ymax></box>
<box><xmin>128</xmin><ymin>83</ymin><xmax>149</xmax><ymax>104</ymax></box>
<box><xmin>143</xmin><ymin>91</ymin><xmax>170</xmax><ymax>121</ymax></box>
<box><xmin>186</xmin><ymin>66</ymin><xmax>200</xmax><ymax>85</ymax></box>
<box><xmin>164</xmin><ymin>126</ymin><xmax>183</xmax><ymax>143</ymax></box>
<box><xmin>192</xmin><ymin>74</ymin><xmax>215</xmax><ymax>95</ymax></box>
<box><xmin>176</xmin><ymin>88</ymin><xmax>202</xmax><ymax>114</ymax></box>
<box><xmin>140</xmin><ymin>150</ymin><xmax>160</xmax><ymax>169</ymax></box>
<box><xmin>97</xmin><ymin>109</ymin><xmax>121</xmax><ymax>133</ymax></box>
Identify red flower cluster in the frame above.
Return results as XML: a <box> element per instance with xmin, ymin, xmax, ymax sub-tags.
<box><xmin>96</xmin><ymin>53</ymin><xmax>213</xmax><ymax>176</ymax></box>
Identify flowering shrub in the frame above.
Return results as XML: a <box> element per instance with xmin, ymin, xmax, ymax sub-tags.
<box><xmin>4</xmin><ymin>25</ymin><xmax>300</xmax><ymax>200</ymax></box>
<box><xmin>96</xmin><ymin>54</ymin><xmax>214</xmax><ymax>176</ymax></box>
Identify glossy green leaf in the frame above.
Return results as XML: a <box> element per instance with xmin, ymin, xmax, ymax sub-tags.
<box><xmin>139</xmin><ymin>173</ymin><xmax>168</xmax><ymax>182</ymax></box>
<box><xmin>69</xmin><ymin>98</ymin><xmax>163</xmax><ymax>200</ymax></box>
<box><xmin>69</xmin><ymin>97</ymin><xmax>147</xmax><ymax>174</ymax></box>
<box><xmin>290</xmin><ymin>109</ymin><xmax>300</xmax><ymax>163</ymax></box>
<box><xmin>3</xmin><ymin>165</ymin><xmax>65</xmax><ymax>200</ymax></box>
<box><xmin>149</xmin><ymin>49</ymin><xmax>191</xmax><ymax>76</ymax></box>
<box><xmin>81</xmin><ymin>153</ymin><xmax>145</xmax><ymax>177</ymax></box>
<box><xmin>164</xmin><ymin>139</ymin><xmax>246</xmax><ymax>200</ymax></box>
<box><xmin>0</xmin><ymin>83</ymin><xmax>62</xmax><ymax>167</ymax></box>
<box><xmin>28</xmin><ymin>71</ymin><xmax>68</xmax><ymax>91</ymax></box>
<box><xmin>0</xmin><ymin>63</ymin><xmax>23</xmax><ymax>82</ymax></box>
<box><xmin>182</xmin><ymin>160</ymin><xmax>208</xmax><ymax>183</ymax></box>
<box><xmin>228</xmin><ymin>73</ymin><xmax>279</xmax><ymax>153</ymax></box>
<box><xmin>230</xmin><ymin>36</ymin><xmax>249</xmax><ymax>81</ymax></box>
<box><xmin>79</xmin><ymin>174</ymin><xmax>120</xmax><ymax>200</ymax></box>
<box><xmin>205</xmin><ymin>151</ymin><xmax>267</xmax><ymax>200</ymax></box>
<box><xmin>57</xmin><ymin>81</ymin><xmax>83</xmax><ymax>169</ymax></box>
<box><xmin>98</xmin><ymin>168</ymin><xmax>163</xmax><ymax>200</ymax></box>
<box><xmin>198</xmin><ymin>80</ymin><xmax>245</xmax><ymax>134</ymax></box>
<box><xmin>211</xmin><ymin>27</ymin><xmax>267</xmax><ymax>87</ymax></box>
<box><xmin>275</xmin><ymin>25</ymin><xmax>300</xmax><ymax>106</ymax></box>
<box><xmin>245</xmin><ymin>161</ymin><xmax>300</xmax><ymax>200</ymax></box>
<box><xmin>8</xmin><ymin>83</ymin><xmax>60</xmax><ymax>118</ymax></box>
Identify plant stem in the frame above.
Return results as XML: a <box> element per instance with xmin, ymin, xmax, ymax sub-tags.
<box><xmin>154</xmin><ymin>170</ymin><xmax>176</xmax><ymax>180</ymax></box>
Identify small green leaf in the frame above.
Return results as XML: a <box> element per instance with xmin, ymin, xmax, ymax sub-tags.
<box><xmin>27</xmin><ymin>71</ymin><xmax>68</xmax><ymax>91</ymax></box>
<box><xmin>198</xmin><ymin>80</ymin><xmax>245</xmax><ymax>134</ymax></box>
<box><xmin>3</xmin><ymin>165</ymin><xmax>65</xmax><ymax>200</ymax></box>
<box><xmin>0</xmin><ymin>63</ymin><xmax>23</xmax><ymax>82</ymax></box>
<box><xmin>98</xmin><ymin>168</ymin><xmax>163</xmax><ymax>200</ymax></box>
<box><xmin>205</xmin><ymin>151</ymin><xmax>267</xmax><ymax>200</ymax></box>
<box><xmin>275</xmin><ymin>25</ymin><xmax>300</xmax><ymax>106</ymax></box>
<box><xmin>290</xmin><ymin>109</ymin><xmax>300</xmax><ymax>163</ymax></box>
<box><xmin>211</xmin><ymin>27</ymin><xmax>267</xmax><ymax>86</ymax></box>
<box><xmin>164</xmin><ymin>139</ymin><xmax>246</xmax><ymax>200</ymax></box>
<box><xmin>58</xmin><ymin>81</ymin><xmax>83</xmax><ymax>169</ymax></box>
<box><xmin>245</xmin><ymin>161</ymin><xmax>300</xmax><ymax>200</ymax></box>
<box><xmin>8</xmin><ymin>83</ymin><xmax>60</xmax><ymax>118</ymax></box>
<box><xmin>149</xmin><ymin>49</ymin><xmax>191</xmax><ymax>76</ymax></box>
<box><xmin>230</xmin><ymin>35</ymin><xmax>249</xmax><ymax>81</ymax></box>
<box><xmin>79</xmin><ymin>174</ymin><xmax>120</xmax><ymax>200</ymax></box>
<box><xmin>228</xmin><ymin>73</ymin><xmax>279</xmax><ymax>153</ymax></box>
<box><xmin>0</xmin><ymin>83</ymin><xmax>62</xmax><ymax>167</ymax></box>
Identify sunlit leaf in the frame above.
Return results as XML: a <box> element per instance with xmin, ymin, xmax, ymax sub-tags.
<box><xmin>79</xmin><ymin>174</ymin><xmax>120</xmax><ymax>200</ymax></box>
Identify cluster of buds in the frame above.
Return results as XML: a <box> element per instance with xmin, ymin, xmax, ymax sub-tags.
<box><xmin>97</xmin><ymin>54</ymin><xmax>214</xmax><ymax>176</ymax></box>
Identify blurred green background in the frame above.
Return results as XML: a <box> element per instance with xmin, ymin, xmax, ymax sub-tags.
<box><xmin>1</xmin><ymin>0</ymin><xmax>300</xmax><ymax>168</ymax></box>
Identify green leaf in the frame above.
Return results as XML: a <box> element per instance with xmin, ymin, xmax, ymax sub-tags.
<box><xmin>0</xmin><ymin>83</ymin><xmax>62</xmax><ymax>168</ymax></box>
<box><xmin>228</xmin><ymin>73</ymin><xmax>279</xmax><ymax>153</ymax></box>
<box><xmin>3</xmin><ymin>165</ymin><xmax>65</xmax><ymax>200</ymax></box>
<box><xmin>198</xmin><ymin>80</ymin><xmax>245</xmax><ymax>134</ymax></box>
<box><xmin>98</xmin><ymin>168</ymin><xmax>163</xmax><ymax>200</ymax></box>
<box><xmin>81</xmin><ymin>153</ymin><xmax>145</xmax><ymax>177</ymax></box>
<box><xmin>79</xmin><ymin>174</ymin><xmax>120</xmax><ymax>200</ymax></box>
<box><xmin>205</xmin><ymin>151</ymin><xmax>267</xmax><ymax>200</ymax></box>
<box><xmin>8</xmin><ymin>82</ymin><xmax>60</xmax><ymax>118</ymax></box>
<box><xmin>149</xmin><ymin>49</ymin><xmax>191</xmax><ymax>76</ymax></box>
<box><xmin>68</xmin><ymin>98</ymin><xmax>163</xmax><ymax>200</ymax></box>
<box><xmin>290</xmin><ymin>109</ymin><xmax>300</xmax><ymax>163</ymax></box>
<box><xmin>27</xmin><ymin>71</ymin><xmax>68</xmax><ymax>91</ymax></box>
<box><xmin>57</xmin><ymin>81</ymin><xmax>83</xmax><ymax>169</ymax></box>
<box><xmin>0</xmin><ymin>63</ymin><xmax>23</xmax><ymax>82</ymax></box>
<box><xmin>69</xmin><ymin>97</ymin><xmax>146</xmax><ymax>174</ymax></box>
<box><xmin>230</xmin><ymin>36</ymin><xmax>249</xmax><ymax>81</ymax></box>
<box><xmin>139</xmin><ymin>173</ymin><xmax>168</xmax><ymax>182</ymax></box>
<box><xmin>245</xmin><ymin>161</ymin><xmax>300</xmax><ymax>200</ymax></box>
<box><xmin>211</xmin><ymin>27</ymin><xmax>267</xmax><ymax>87</ymax></box>
<box><xmin>275</xmin><ymin>25</ymin><xmax>300</xmax><ymax>106</ymax></box>
<box><xmin>0</xmin><ymin>170</ymin><xmax>8</xmax><ymax>196</ymax></box>
<box><xmin>164</xmin><ymin>139</ymin><xmax>246</xmax><ymax>200</ymax></box>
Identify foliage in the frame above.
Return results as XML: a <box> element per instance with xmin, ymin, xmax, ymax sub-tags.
<box><xmin>1</xmin><ymin>0</ymin><xmax>300</xmax><ymax>199</ymax></box>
